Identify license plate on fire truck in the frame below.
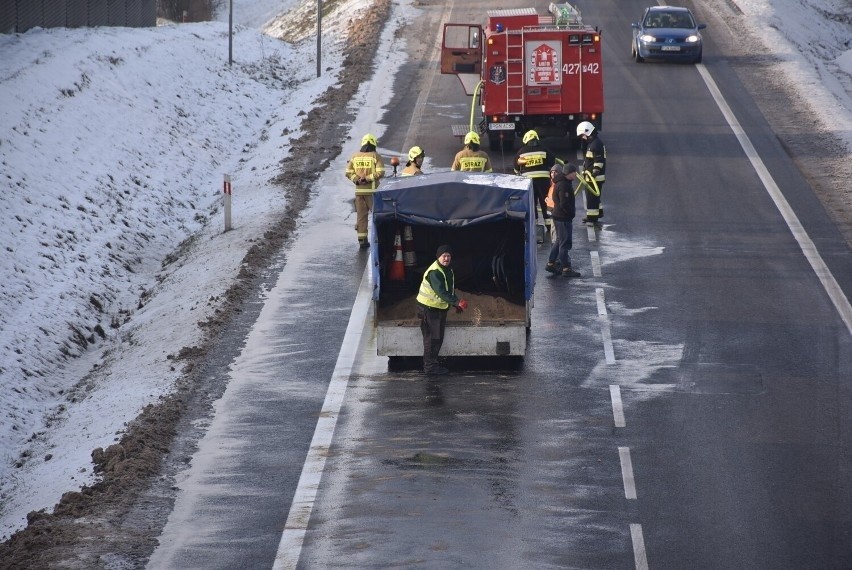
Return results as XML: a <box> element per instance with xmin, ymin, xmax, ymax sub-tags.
<box><xmin>488</xmin><ymin>123</ymin><xmax>515</xmax><ymax>130</ymax></box>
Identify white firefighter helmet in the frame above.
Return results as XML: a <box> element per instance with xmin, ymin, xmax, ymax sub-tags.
<box><xmin>576</xmin><ymin>121</ymin><xmax>595</xmax><ymax>137</ymax></box>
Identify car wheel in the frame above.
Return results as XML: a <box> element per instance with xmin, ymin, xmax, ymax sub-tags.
<box><xmin>634</xmin><ymin>45</ymin><xmax>644</xmax><ymax>63</ymax></box>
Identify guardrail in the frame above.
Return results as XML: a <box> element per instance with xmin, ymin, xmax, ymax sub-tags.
<box><xmin>0</xmin><ymin>0</ymin><xmax>157</xmax><ymax>34</ymax></box>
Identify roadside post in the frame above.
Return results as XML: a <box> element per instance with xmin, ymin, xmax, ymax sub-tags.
<box><xmin>223</xmin><ymin>174</ymin><xmax>232</xmax><ymax>231</ymax></box>
<box><xmin>316</xmin><ymin>0</ymin><xmax>322</xmax><ymax>77</ymax></box>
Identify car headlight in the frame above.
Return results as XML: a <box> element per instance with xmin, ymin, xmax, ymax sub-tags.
<box><xmin>639</xmin><ymin>34</ymin><xmax>656</xmax><ymax>42</ymax></box>
<box><xmin>685</xmin><ymin>35</ymin><xmax>700</xmax><ymax>43</ymax></box>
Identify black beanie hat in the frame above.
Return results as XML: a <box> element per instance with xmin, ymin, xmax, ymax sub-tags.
<box><xmin>436</xmin><ymin>244</ymin><xmax>453</xmax><ymax>257</ymax></box>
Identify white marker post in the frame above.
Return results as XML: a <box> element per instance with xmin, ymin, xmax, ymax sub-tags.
<box><xmin>223</xmin><ymin>174</ymin><xmax>232</xmax><ymax>231</ymax></box>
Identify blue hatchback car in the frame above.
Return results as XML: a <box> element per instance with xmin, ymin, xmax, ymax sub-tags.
<box><xmin>631</xmin><ymin>6</ymin><xmax>706</xmax><ymax>64</ymax></box>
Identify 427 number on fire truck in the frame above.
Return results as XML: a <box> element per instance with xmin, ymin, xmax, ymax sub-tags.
<box><xmin>565</xmin><ymin>62</ymin><xmax>600</xmax><ymax>74</ymax></box>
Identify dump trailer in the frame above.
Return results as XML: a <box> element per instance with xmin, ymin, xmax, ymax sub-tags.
<box><xmin>440</xmin><ymin>2</ymin><xmax>604</xmax><ymax>149</ymax></box>
<box><xmin>371</xmin><ymin>171</ymin><xmax>536</xmax><ymax>359</ymax></box>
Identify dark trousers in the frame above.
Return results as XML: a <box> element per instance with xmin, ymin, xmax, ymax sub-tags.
<box><xmin>418</xmin><ymin>305</ymin><xmax>448</xmax><ymax>371</ymax></box>
<box><xmin>584</xmin><ymin>181</ymin><xmax>604</xmax><ymax>221</ymax></box>
<box><xmin>548</xmin><ymin>219</ymin><xmax>574</xmax><ymax>268</ymax></box>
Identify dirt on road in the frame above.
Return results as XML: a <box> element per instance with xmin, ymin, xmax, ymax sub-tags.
<box><xmin>1</xmin><ymin>0</ymin><xmax>849</xmax><ymax>567</ymax></box>
<box><xmin>0</xmin><ymin>1</ymin><xmax>392</xmax><ymax>568</ymax></box>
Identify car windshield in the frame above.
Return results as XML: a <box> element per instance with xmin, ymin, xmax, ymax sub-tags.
<box><xmin>644</xmin><ymin>11</ymin><xmax>695</xmax><ymax>29</ymax></box>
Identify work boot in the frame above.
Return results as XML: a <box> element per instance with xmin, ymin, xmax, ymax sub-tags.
<box><xmin>545</xmin><ymin>262</ymin><xmax>559</xmax><ymax>275</ymax></box>
<box><xmin>358</xmin><ymin>239</ymin><xmax>370</xmax><ymax>249</ymax></box>
<box><xmin>562</xmin><ymin>267</ymin><xmax>581</xmax><ymax>278</ymax></box>
<box><xmin>536</xmin><ymin>225</ymin><xmax>545</xmax><ymax>244</ymax></box>
<box><xmin>426</xmin><ymin>365</ymin><xmax>449</xmax><ymax>376</ymax></box>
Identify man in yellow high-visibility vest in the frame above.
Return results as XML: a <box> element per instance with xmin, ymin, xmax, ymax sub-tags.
<box><xmin>415</xmin><ymin>245</ymin><xmax>468</xmax><ymax>375</ymax></box>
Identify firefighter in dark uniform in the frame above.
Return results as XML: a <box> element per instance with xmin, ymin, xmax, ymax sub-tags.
<box><xmin>345</xmin><ymin>133</ymin><xmax>386</xmax><ymax>248</ymax></box>
<box><xmin>514</xmin><ymin>130</ymin><xmax>560</xmax><ymax>243</ymax></box>
<box><xmin>416</xmin><ymin>245</ymin><xmax>467</xmax><ymax>376</ymax></box>
<box><xmin>576</xmin><ymin>121</ymin><xmax>606</xmax><ymax>226</ymax></box>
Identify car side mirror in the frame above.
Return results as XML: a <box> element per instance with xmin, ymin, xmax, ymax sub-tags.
<box><xmin>697</xmin><ymin>24</ymin><xmax>707</xmax><ymax>30</ymax></box>
<box><xmin>631</xmin><ymin>22</ymin><xmax>640</xmax><ymax>29</ymax></box>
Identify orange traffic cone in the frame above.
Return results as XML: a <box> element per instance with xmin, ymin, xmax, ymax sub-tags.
<box><xmin>388</xmin><ymin>229</ymin><xmax>406</xmax><ymax>281</ymax></box>
<box><xmin>402</xmin><ymin>225</ymin><xmax>417</xmax><ymax>270</ymax></box>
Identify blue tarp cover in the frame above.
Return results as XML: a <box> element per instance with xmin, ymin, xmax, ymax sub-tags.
<box><xmin>371</xmin><ymin>171</ymin><xmax>537</xmax><ymax>301</ymax></box>
<box><xmin>373</xmin><ymin>171</ymin><xmax>533</xmax><ymax>226</ymax></box>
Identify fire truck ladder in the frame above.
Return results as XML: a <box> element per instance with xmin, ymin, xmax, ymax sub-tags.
<box><xmin>505</xmin><ymin>30</ymin><xmax>525</xmax><ymax>115</ymax></box>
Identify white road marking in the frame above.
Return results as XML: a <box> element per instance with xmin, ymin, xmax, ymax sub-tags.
<box><xmin>610</xmin><ymin>385</ymin><xmax>626</xmax><ymax>428</ymax></box>
<box><xmin>697</xmin><ymin>64</ymin><xmax>852</xmax><ymax>337</ymax></box>
<box><xmin>586</xmin><ymin>223</ymin><xmax>597</xmax><ymax>242</ymax></box>
<box><xmin>272</xmin><ymin>265</ymin><xmax>373</xmax><ymax>570</ymax></box>
<box><xmin>631</xmin><ymin>523</ymin><xmax>649</xmax><ymax>570</ymax></box>
<box><xmin>619</xmin><ymin>447</ymin><xmax>638</xmax><ymax>499</ymax></box>
<box><xmin>601</xmin><ymin>320</ymin><xmax>616</xmax><ymax>364</ymax></box>
<box><xmin>590</xmin><ymin>250</ymin><xmax>602</xmax><ymax>277</ymax></box>
<box><xmin>596</xmin><ymin>287</ymin><xmax>607</xmax><ymax>316</ymax></box>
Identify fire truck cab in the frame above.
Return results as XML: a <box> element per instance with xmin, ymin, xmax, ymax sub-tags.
<box><xmin>441</xmin><ymin>3</ymin><xmax>604</xmax><ymax>150</ymax></box>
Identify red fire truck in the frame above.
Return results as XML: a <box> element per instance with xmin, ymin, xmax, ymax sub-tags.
<box><xmin>440</xmin><ymin>3</ymin><xmax>604</xmax><ymax>150</ymax></box>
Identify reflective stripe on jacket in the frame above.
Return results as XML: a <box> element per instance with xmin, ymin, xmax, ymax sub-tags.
<box><xmin>582</xmin><ymin>136</ymin><xmax>606</xmax><ymax>182</ymax></box>
<box><xmin>451</xmin><ymin>149</ymin><xmax>492</xmax><ymax>172</ymax></box>
<box><xmin>345</xmin><ymin>151</ymin><xmax>386</xmax><ymax>194</ymax></box>
<box><xmin>416</xmin><ymin>260</ymin><xmax>454</xmax><ymax>310</ymax></box>
<box><xmin>514</xmin><ymin>143</ymin><xmax>556</xmax><ymax>178</ymax></box>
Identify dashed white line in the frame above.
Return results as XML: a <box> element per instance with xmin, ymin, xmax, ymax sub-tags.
<box><xmin>631</xmin><ymin>523</ymin><xmax>649</xmax><ymax>570</ymax></box>
<box><xmin>619</xmin><ymin>447</ymin><xmax>638</xmax><ymax>499</ymax></box>
<box><xmin>590</xmin><ymin>250</ymin><xmax>602</xmax><ymax>277</ymax></box>
<box><xmin>601</xmin><ymin>321</ymin><xmax>616</xmax><ymax>364</ymax></box>
<box><xmin>610</xmin><ymin>385</ymin><xmax>626</xmax><ymax>428</ymax></box>
<box><xmin>595</xmin><ymin>287</ymin><xmax>607</xmax><ymax>316</ymax></box>
<box><xmin>586</xmin><ymin>223</ymin><xmax>598</xmax><ymax>242</ymax></box>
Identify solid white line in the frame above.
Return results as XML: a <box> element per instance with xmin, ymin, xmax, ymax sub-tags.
<box><xmin>619</xmin><ymin>447</ymin><xmax>637</xmax><ymax>499</ymax></box>
<box><xmin>596</xmin><ymin>287</ymin><xmax>607</xmax><ymax>316</ymax></box>
<box><xmin>272</xmin><ymin>264</ymin><xmax>372</xmax><ymax>570</ymax></box>
<box><xmin>696</xmin><ymin>64</ymin><xmax>852</xmax><ymax>337</ymax></box>
<box><xmin>610</xmin><ymin>385</ymin><xmax>626</xmax><ymax>428</ymax></box>
<box><xmin>590</xmin><ymin>250</ymin><xmax>602</xmax><ymax>277</ymax></box>
<box><xmin>631</xmin><ymin>523</ymin><xmax>649</xmax><ymax>570</ymax></box>
<box><xmin>601</xmin><ymin>320</ymin><xmax>616</xmax><ymax>364</ymax></box>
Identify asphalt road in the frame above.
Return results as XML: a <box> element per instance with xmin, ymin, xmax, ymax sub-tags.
<box><xmin>146</xmin><ymin>0</ymin><xmax>852</xmax><ymax>568</ymax></box>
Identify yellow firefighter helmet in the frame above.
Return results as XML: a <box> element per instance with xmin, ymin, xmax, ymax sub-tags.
<box><xmin>522</xmin><ymin>130</ymin><xmax>539</xmax><ymax>144</ymax></box>
<box><xmin>408</xmin><ymin>146</ymin><xmax>424</xmax><ymax>161</ymax></box>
